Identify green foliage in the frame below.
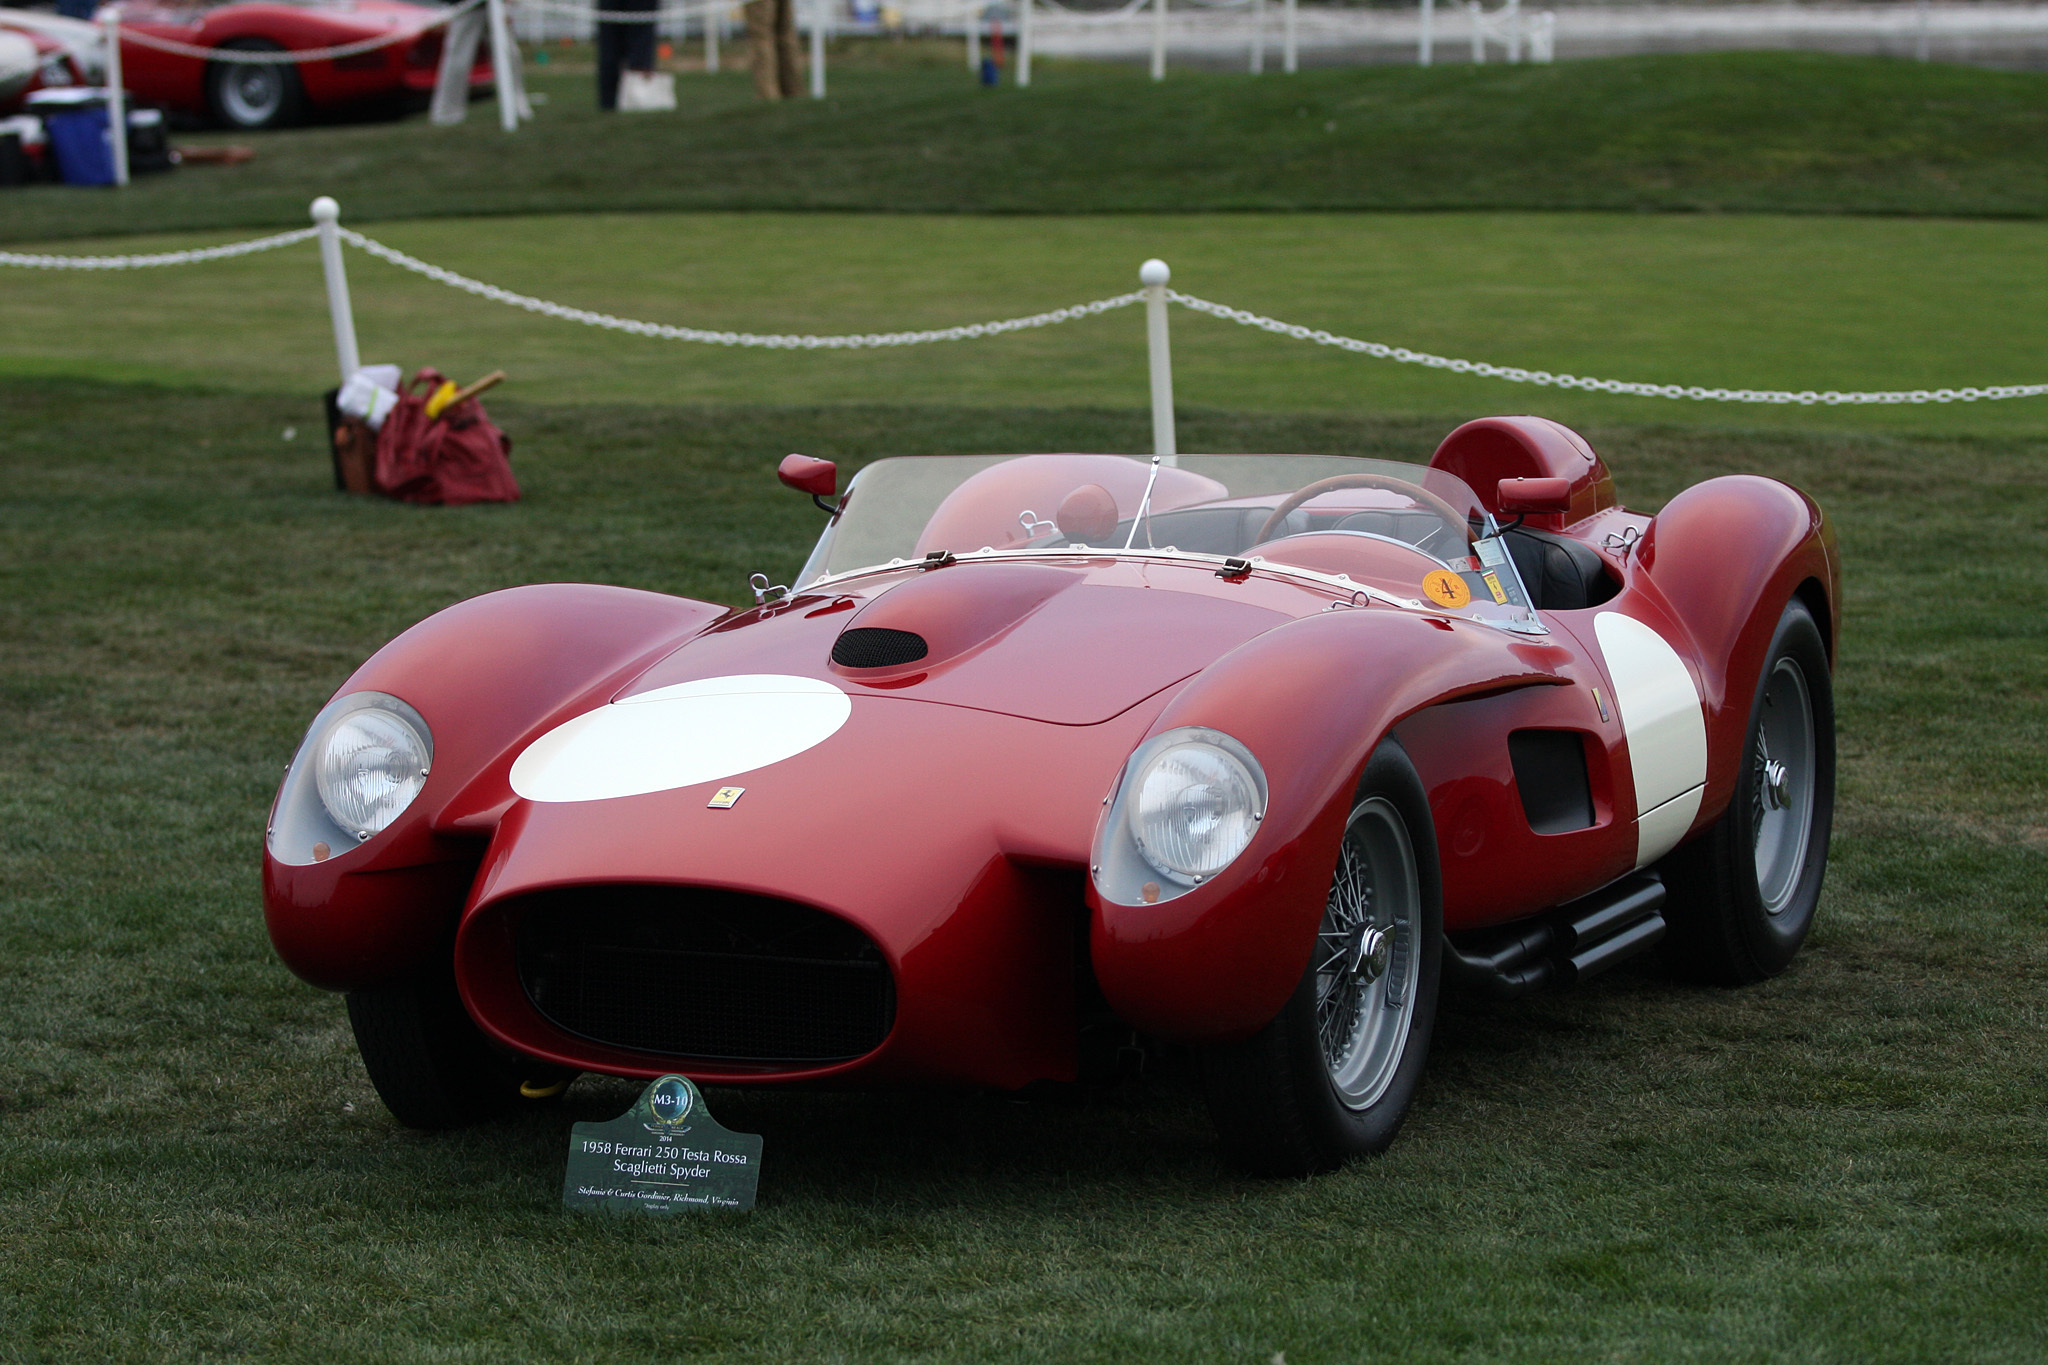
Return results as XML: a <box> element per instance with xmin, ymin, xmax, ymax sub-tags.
<box><xmin>7</xmin><ymin>49</ymin><xmax>2048</xmax><ymax>243</ymax></box>
<box><xmin>2</xmin><ymin>381</ymin><xmax>2043</xmax><ymax>1362</ymax></box>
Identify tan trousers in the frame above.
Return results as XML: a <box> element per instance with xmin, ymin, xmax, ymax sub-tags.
<box><xmin>745</xmin><ymin>0</ymin><xmax>804</xmax><ymax>100</ymax></box>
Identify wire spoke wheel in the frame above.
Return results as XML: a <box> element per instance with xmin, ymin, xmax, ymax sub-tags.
<box><xmin>1662</xmin><ymin>598</ymin><xmax>1835</xmax><ymax>984</ymax></box>
<box><xmin>1315</xmin><ymin>796</ymin><xmax>1421</xmax><ymax>1111</ymax></box>
<box><xmin>221</xmin><ymin>64</ymin><xmax>287</xmax><ymax>126</ymax></box>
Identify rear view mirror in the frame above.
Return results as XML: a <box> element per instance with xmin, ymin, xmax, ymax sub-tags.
<box><xmin>1497</xmin><ymin>477</ymin><xmax>1573</xmax><ymax>516</ymax></box>
<box><xmin>778</xmin><ymin>454</ymin><xmax>837</xmax><ymax>498</ymax></box>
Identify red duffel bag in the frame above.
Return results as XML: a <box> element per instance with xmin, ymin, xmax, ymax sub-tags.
<box><xmin>373</xmin><ymin>368</ymin><xmax>521</xmax><ymax>506</ymax></box>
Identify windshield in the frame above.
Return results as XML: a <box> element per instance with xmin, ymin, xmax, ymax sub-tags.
<box><xmin>796</xmin><ymin>453</ymin><xmax>1543</xmax><ymax>632</ymax></box>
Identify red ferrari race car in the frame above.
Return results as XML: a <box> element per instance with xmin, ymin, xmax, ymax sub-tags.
<box><xmin>108</xmin><ymin>0</ymin><xmax>491</xmax><ymax>129</ymax></box>
<box><xmin>263</xmin><ymin>417</ymin><xmax>1839</xmax><ymax>1174</ymax></box>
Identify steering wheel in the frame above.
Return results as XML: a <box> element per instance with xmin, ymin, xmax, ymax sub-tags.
<box><xmin>1252</xmin><ymin>472</ymin><xmax>1476</xmax><ymax>551</ymax></box>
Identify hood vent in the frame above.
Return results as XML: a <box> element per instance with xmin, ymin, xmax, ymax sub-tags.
<box><xmin>832</xmin><ymin>627</ymin><xmax>930</xmax><ymax>670</ymax></box>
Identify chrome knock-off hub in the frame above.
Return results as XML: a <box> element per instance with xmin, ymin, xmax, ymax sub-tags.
<box><xmin>1764</xmin><ymin>758</ymin><xmax>1791</xmax><ymax>811</ymax></box>
<box><xmin>1349</xmin><ymin>924</ymin><xmax>1392</xmax><ymax>983</ymax></box>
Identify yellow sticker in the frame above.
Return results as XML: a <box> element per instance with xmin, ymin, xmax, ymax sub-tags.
<box><xmin>1422</xmin><ymin>570</ymin><xmax>1471</xmax><ymax>609</ymax></box>
<box><xmin>1482</xmin><ymin>571</ymin><xmax>1509</xmax><ymax>605</ymax></box>
<box><xmin>707</xmin><ymin>787</ymin><xmax>745</xmax><ymax>809</ymax></box>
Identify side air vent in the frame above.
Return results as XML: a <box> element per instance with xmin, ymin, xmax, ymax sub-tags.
<box><xmin>831</xmin><ymin>627</ymin><xmax>929</xmax><ymax>669</ymax></box>
<box><xmin>514</xmin><ymin>886</ymin><xmax>895</xmax><ymax>1064</ymax></box>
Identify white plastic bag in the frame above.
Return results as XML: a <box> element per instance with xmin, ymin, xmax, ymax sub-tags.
<box><xmin>337</xmin><ymin>364</ymin><xmax>402</xmax><ymax>431</ymax></box>
<box><xmin>617</xmin><ymin>71</ymin><xmax>676</xmax><ymax>112</ymax></box>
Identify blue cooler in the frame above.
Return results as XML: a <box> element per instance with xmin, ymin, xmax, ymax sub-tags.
<box><xmin>24</xmin><ymin>88</ymin><xmax>116</xmax><ymax>187</ymax></box>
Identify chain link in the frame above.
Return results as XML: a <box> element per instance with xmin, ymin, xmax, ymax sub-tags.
<box><xmin>339</xmin><ymin>228</ymin><xmax>1146</xmax><ymax>347</ymax></box>
<box><xmin>0</xmin><ymin>227</ymin><xmax>319</xmax><ymax>270</ymax></box>
<box><xmin>115</xmin><ymin>0</ymin><xmax>482</xmax><ymax>64</ymax></box>
<box><xmin>1169</xmin><ymin>290</ymin><xmax>2048</xmax><ymax>405</ymax></box>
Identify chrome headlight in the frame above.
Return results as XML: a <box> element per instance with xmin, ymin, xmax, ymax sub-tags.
<box><xmin>314</xmin><ymin>704</ymin><xmax>430</xmax><ymax>839</ymax></box>
<box><xmin>268</xmin><ymin>692</ymin><xmax>433</xmax><ymax>865</ymax></box>
<box><xmin>1093</xmin><ymin>727</ymin><xmax>1267</xmax><ymax>905</ymax></box>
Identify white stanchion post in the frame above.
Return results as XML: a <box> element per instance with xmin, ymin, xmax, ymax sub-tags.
<box><xmin>1017</xmin><ymin>0</ymin><xmax>1031</xmax><ymax>85</ymax></box>
<box><xmin>1141</xmin><ymin>259</ymin><xmax>1176</xmax><ymax>463</ymax></box>
<box><xmin>1470</xmin><ymin>0</ymin><xmax>1482</xmax><ymax>62</ymax></box>
<box><xmin>486</xmin><ymin>0</ymin><xmax>519</xmax><ymax>130</ymax></box>
<box><xmin>967</xmin><ymin>4</ymin><xmax>978</xmax><ymax>71</ymax></box>
<box><xmin>1150</xmin><ymin>0</ymin><xmax>1165</xmax><ymax>80</ymax></box>
<box><xmin>810</xmin><ymin>0</ymin><xmax>825</xmax><ymax>97</ymax></box>
<box><xmin>102</xmin><ymin>12</ymin><xmax>128</xmax><ymax>187</ymax></box>
<box><xmin>1250</xmin><ymin>0</ymin><xmax>1264</xmax><ymax>74</ymax></box>
<box><xmin>707</xmin><ymin>2</ymin><xmax>720</xmax><ymax>71</ymax></box>
<box><xmin>1283</xmin><ymin>0</ymin><xmax>1295</xmax><ymax>72</ymax></box>
<box><xmin>1915</xmin><ymin>0</ymin><xmax>1929</xmax><ymax>60</ymax></box>
<box><xmin>310</xmin><ymin>197</ymin><xmax>361</xmax><ymax>385</ymax></box>
<box><xmin>1419</xmin><ymin>0</ymin><xmax>1433</xmax><ymax>65</ymax></box>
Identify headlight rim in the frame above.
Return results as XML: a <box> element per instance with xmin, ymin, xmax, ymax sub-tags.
<box><xmin>1092</xmin><ymin>725</ymin><xmax>1268</xmax><ymax>906</ymax></box>
<box><xmin>267</xmin><ymin>689</ymin><xmax>434</xmax><ymax>866</ymax></box>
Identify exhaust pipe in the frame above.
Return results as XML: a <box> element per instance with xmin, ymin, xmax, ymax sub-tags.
<box><xmin>1445</xmin><ymin>873</ymin><xmax>1666</xmax><ymax>998</ymax></box>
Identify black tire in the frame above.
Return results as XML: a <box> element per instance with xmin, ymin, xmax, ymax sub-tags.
<box><xmin>206</xmin><ymin>39</ymin><xmax>306</xmax><ymax>130</ymax></box>
<box><xmin>1199</xmin><ymin>740</ymin><xmax>1444</xmax><ymax>1176</ymax></box>
<box><xmin>1662</xmin><ymin>598</ymin><xmax>1835</xmax><ymax>985</ymax></box>
<box><xmin>345</xmin><ymin>964</ymin><xmax>526</xmax><ymax>1129</ymax></box>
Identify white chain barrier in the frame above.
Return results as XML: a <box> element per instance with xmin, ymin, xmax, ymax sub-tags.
<box><xmin>114</xmin><ymin>0</ymin><xmax>484</xmax><ymax>63</ymax></box>
<box><xmin>1167</xmin><ymin>291</ymin><xmax>2048</xmax><ymax>406</ymax></box>
<box><xmin>337</xmin><ymin>228</ymin><xmax>1147</xmax><ymax>347</ymax></box>
<box><xmin>2</xmin><ymin>222</ymin><xmax>2043</xmax><ymax>404</ymax></box>
<box><xmin>0</xmin><ymin>227</ymin><xmax>319</xmax><ymax>270</ymax></box>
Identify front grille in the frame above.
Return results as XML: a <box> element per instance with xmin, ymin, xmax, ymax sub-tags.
<box><xmin>513</xmin><ymin>886</ymin><xmax>895</xmax><ymax>1064</ymax></box>
<box><xmin>832</xmin><ymin>627</ymin><xmax>929</xmax><ymax>669</ymax></box>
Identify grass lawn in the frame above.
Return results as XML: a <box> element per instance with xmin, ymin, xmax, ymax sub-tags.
<box><xmin>1</xmin><ymin>378</ymin><xmax>2044</xmax><ymax>1362</ymax></box>
<box><xmin>6</xmin><ymin>48</ymin><xmax>2048</xmax><ymax>243</ymax></box>
<box><xmin>7</xmin><ymin>208</ymin><xmax>2048</xmax><ymax>437</ymax></box>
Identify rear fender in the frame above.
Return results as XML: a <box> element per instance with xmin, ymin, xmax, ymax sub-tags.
<box><xmin>1087</xmin><ymin>608</ymin><xmax>1565</xmax><ymax>1041</ymax></box>
<box><xmin>263</xmin><ymin>584</ymin><xmax>726</xmax><ymax>990</ymax></box>
<box><xmin>1635</xmin><ymin>476</ymin><xmax>1837</xmax><ymax>825</ymax></box>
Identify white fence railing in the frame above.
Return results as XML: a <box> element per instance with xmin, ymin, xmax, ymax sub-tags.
<box><xmin>6</xmin><ymin>199</ymin><xmax>2044</xmax><ymax>460</ymax></box>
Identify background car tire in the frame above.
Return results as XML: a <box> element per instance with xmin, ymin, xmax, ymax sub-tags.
<box><xmin>1199</xmin><ymin>740</ymin><xmax>1444</xmax><ymax>1176</ymax></box>
<box><xmin>1662</xmin><ymin>598</ymin><xmax>1836</xmax><ymax>985</ymax></box>
<box><xmin>206</xmin><ymin>39</ymin><xmax>305</xmax><ymax>130</ymax></box>
<box><xmin>345</xmin><ymin>964</ymin><xmax>526</xmax><ymax>1129</ymax></box>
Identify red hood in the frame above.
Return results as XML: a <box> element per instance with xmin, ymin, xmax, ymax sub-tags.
<box><xmin>622</xmin><ymin>560</ymin><xmax>1293</xmax><ymax>726</ymax></box>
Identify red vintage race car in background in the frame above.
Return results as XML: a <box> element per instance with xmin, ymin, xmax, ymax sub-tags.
<box><xmin>108</xmin><ymin>0</ymin><xmax>491</xmax><ymax>128</ymax></box>
<box><xmin>0</xmin><ymin>17</ymin><xmax>89</xmax><ymax>112</ymax></box>
<box><xmin>263</xmin><ymin>417</ymin><xmax>1839</xmax><ymax>1175</ymax></box>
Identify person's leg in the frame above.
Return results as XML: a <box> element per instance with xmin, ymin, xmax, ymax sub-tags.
<box><xmin>775</xmin><ymin>0</ymin><xmax>805</xmax><ymax>99</ymax></box>
<box><xmin>624</xmin><ymin>14</ymin><xmax>657</xmax><ymax>78</ymax></box>
<box><xmin>744</xmin><ymin>0</ymin><xmax>782</xmax><ymax>100</ymax></box>
<box><xmin>596</xmin><ymin>22</ymin><xmax>624</xmax><ymax>109</ymax></box>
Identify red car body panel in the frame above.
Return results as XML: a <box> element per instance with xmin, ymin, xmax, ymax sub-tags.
<box><xmin>110</xmin><ymin>0</ymin><xmax>490</xmax><ymax>120</ymax></box>
<box><xmin>262</xmin><ymin>419</ymin><xmax>1840</xmax><ymax>1093</ymax></box>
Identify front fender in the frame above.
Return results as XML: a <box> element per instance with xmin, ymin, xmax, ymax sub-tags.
<box><xmin>264</xmin><ymin>583</ymin><xmax>726</xmax><ymax>990</ymax></box>
<box><xmin>1087</xmin><ymin>607</ymin><xmax>1564</xmax><ymax>1042</ymax></box>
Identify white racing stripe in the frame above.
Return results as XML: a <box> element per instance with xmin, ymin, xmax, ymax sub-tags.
<box><xmin>1593</xmin><ymin>612</ymin><xmax>1709</xmax><ymax>866</ymax></box>
<box><xmin>510</xmin><ymin>674</ymin><xmax>850</xmax><ymax>803</ymax></box>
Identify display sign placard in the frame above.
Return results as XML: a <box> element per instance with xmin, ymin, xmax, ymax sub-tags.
<box><xmin>562</xmin><ymin>1074</ymin><xmax>763</xmax><ymax>1214</ymax></box>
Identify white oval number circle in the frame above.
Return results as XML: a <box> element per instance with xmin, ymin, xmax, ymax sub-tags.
<box><xmin>511</xmin><ymin>674</ymin><xmax>852</xmax><ymax>803</ymax></box>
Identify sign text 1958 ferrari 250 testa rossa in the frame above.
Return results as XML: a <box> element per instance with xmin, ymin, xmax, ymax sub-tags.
<box><xmin>264</xmin><ymin>416</ymin><xmax>1837</xmax><ymax>1174</ymax></box>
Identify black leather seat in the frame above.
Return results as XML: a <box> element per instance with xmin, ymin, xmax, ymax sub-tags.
<box><xmin>1502</xmin><ymin>526</ymin><xmax>1616</xmax><ymax>611</ymax></box>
